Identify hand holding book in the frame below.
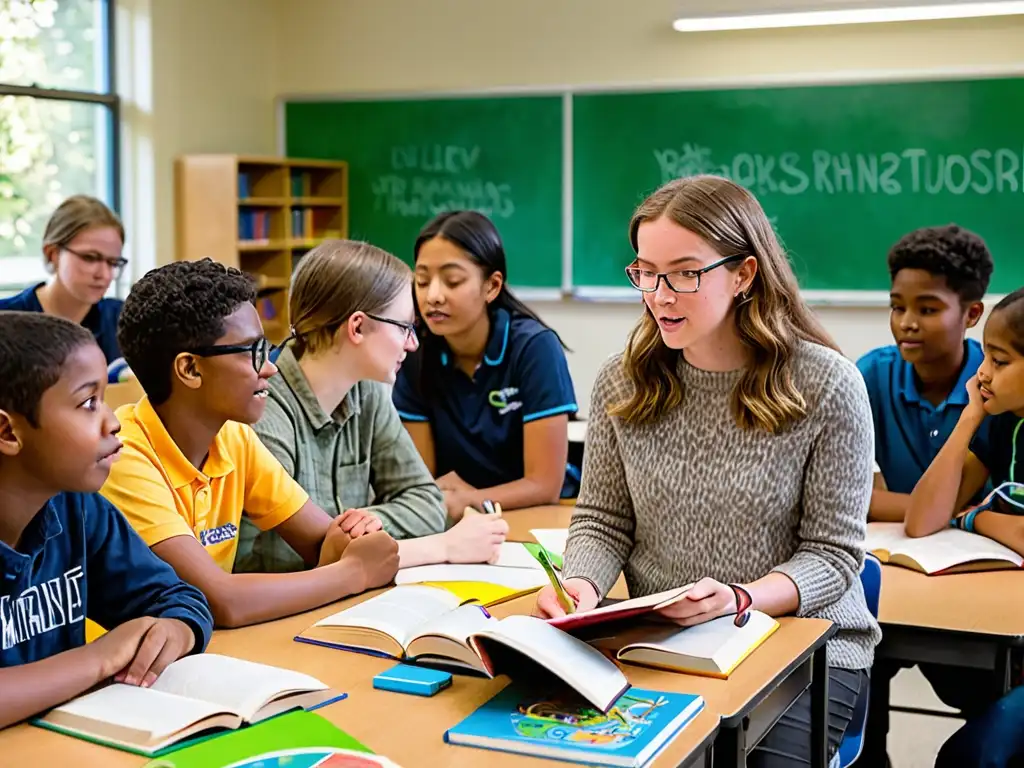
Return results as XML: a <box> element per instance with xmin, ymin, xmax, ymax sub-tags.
<box><xmin>654</xmin><ymin>577</ymin><xmax>751</xmax><ymax>629</ymax></box>
<box><xmin>534</xmin><ymin>578</ymin><xmax>600</xmax><ymax>618</ymax></box>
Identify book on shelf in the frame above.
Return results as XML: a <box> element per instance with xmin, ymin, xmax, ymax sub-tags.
<box><xmin>291</xmin><ymin>170</ymin><xmax>312</xmax><ymax>197</ymax></box>
<box><xmin>865</xmin><ymin>522</ymin><xmax>1023</xmax><ymax>574</ymax></box>
<box><xmin>33</xmin><ymin>654</ymin><xmax>338</xmax><ymax>757</ymax></box>
<box><xmin>445</xmin><ymin>684</ymin><xmax>705</xmax><ymax>767</ymax></box>
<box><xmin>295</xmin><ymin>585</ymin><xmax>629</xmax><ymax>712</ymax></box>
<box><xmin>588</xmin><ymin>610</ymin><xmax>779</xmax><ymax>678</ymax></box>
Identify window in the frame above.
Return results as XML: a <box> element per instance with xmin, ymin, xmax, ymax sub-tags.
<box><xmin>0</xmin><ymin>0</ymin><xmax>118</xmax><ymax>290</ymax></box>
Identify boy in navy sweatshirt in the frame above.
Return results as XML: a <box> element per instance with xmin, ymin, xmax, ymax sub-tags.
<box><xmin>0</xmin><ymin>311</ymin><xmax>213</xmax><ymax>729</ymax></box>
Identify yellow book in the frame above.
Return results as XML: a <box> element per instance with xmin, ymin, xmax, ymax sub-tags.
<box><xmin>419</xmin><ymin>581</ymin><xmax>534</xmax><ymax>607</ymax></box>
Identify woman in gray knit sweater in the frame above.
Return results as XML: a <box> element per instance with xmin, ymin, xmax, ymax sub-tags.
<box><xmin>536</xmin><ymin>175</ymin><xmax>881</xmax><ymax>767</ymax></box>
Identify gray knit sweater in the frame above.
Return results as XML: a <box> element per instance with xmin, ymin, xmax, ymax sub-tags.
<box><xmin>564</xmin><ymin>340</ymin><xmax>881</xmax><ymax>670</ymax></box>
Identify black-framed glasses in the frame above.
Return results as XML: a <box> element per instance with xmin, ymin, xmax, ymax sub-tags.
<box><xmin>625</xmin><ymin>254</ymin><xmax>745</xmax><ymax>294</ymax></box>
<box><xmin>64</xmin><ymin>246</ymin><xmax>129</xmax><ymax>280</ymax></box>
<box><xmin>366</xmin><ymin>313</ymin><xmax>418</xmax><ymax>344</ymax></box>
<box><xmin>187</xmin><ymin>337</ymin><xmax>272</xmax><ymax>373</ymax></box>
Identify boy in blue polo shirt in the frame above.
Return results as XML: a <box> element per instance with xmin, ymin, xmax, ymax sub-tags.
<box><xmin>0</xmin><ymin>312</ymin><xmax>213</xmax><ymax>729</ymax></box>
<box><xmin>857</xmin><ymin>224</ymin><xmax>993</xmax><ymax>522</ymax></box>
<box><xmin>853</xmin><ymin>224</ymin><xmax>994</xmax><ymax>768</ymax></box>
<box><xmin>394</xmin><ymin>211</ymin><xmax>578</xmax><ymax>519</ymax></box>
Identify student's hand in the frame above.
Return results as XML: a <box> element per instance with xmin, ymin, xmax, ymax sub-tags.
<box><xmin>437</xmin><ymin>471</ymin><xmax>473</xmax><ymax>493</ymax></box>
<box><xmin>114</xmin><ymin>618</ymin><xmax>196</xmax><ymax>687</ymax></box>
<box><xmin>318</xmin><ymin>517</ymin><xmax>352</xmax><ymax>567</ymax></box>
<box><xmin>655</xmin><ymin>577</ymin><xmax>738</xmax><ymax>627</ymax></box>
<box><xmin>443</xmin><ymin>489</ymin><xmax>479</xmax><ymax>523</ymax></box>
<box><xmin>964</xmin><ymin>376</ymin><xmax>989</xmax><ymax>423</ymax></box>
<box><xmin>443</xmin><ymin>512</ymin><xmax>509</xmax><ymax>564</ymax></box>
<box><xmin>534</xmin><ymin>578</ymin><xmax>600</xmax><ymax>618</ymax></box>
<box><xmin>340</xmin><ymin>531</ymin><xmax>400</xmax><ymax>592</ymax></box>
<box><xmin>338</xmin><ymin>508</ymin><xmax>384</xmax><ymax>539</ymax></box>
<box><xmin>90</xmin><ymin>616</ymin><xmax>158</xmax><ymax>681</ymax></box>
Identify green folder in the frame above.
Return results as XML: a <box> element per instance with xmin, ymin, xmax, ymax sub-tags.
<box><xmin>143</xmin><ymin>711</ymin><xmax>371</xmax><ymax>767</ymax></box>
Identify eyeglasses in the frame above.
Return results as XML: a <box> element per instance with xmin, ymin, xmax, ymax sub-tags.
<box><xmin>365</xmin><ymin>313</ymin><xmax>418</xmax><ymax>344</ymax></box>
<box><xmin>625</xmin><ymin>254</ymin><xmax>745</xmax><ymax>294</ymax></box>
<box><xmin>186</xmin><ymin>337</ymin><xmax>272</xmax><ymax>373</ymax></box>
<box><xmin>64</xmin><ymin>246</ymin><xmax>129</xmax><ymax>280</ymax></box>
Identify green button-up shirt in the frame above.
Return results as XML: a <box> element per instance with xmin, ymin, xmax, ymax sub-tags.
<box><xmin>234</xmin><ymin>347</ymin><xmax>447</xmax><ymax>573</ymax></box>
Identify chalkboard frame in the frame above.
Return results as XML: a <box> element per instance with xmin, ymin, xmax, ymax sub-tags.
<box><xmin>279</xmin><ymin>64</ymin><xmax>1024</xmax><ymax>306</ymax></box>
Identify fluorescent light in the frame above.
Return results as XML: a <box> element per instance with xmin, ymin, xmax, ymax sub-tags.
<box><xmin>673</xmin><ymin>1</ymin><xmax>1024</xmax><ymax>31</ymax></box>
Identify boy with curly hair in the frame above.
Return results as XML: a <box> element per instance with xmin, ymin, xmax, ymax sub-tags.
<box><xmin>100</xmin><ymin>259</ymin><xmax>399</xmax><ymax>629</ymax></box>
<box><xmin>854</xmin><ymin>223</ymin><xmax>995</xmax><ymax>768</ymax></box>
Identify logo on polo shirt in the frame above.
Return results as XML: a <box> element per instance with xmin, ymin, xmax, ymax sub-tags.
<box><xmin>488</xmin><ymin>387</ymin><xmax>522</xmax><ymax>416</ymax></box>
<box><xmin>199</xmin><ymin>522</ymin><xmax>238</xmax><ymax>547</ymax></box>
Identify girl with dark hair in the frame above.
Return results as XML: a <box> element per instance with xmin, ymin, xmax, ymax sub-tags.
<box><xmin>393</xmin><ymin>211</ymin><xmax>578</xmax><ymax>520</ymax></box>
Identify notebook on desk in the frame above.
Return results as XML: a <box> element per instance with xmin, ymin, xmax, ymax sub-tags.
<box><xmin>865</xmin><ymin>522</ymin><xmax>1023</xmax><ymax>574</ymax></box>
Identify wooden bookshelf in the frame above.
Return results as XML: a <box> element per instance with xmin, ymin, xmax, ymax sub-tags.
<box><xmin>174</xmin><ymin>154</ymin><xmax>349</xmax><ymax>343</ymax></box>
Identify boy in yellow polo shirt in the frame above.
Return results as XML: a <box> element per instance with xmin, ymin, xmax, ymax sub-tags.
<box><xmin>101</xmin><ymin>259</ymin><xmax>399</xmax><ymax>628</ymax></box>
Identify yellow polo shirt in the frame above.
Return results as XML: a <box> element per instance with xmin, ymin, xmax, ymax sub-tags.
<box><xmin>100</xmin><ymin>397</ymin><xmax>309</xmax><ymax>572</ymax></box>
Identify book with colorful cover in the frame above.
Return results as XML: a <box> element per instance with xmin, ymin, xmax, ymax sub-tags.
<box><xmin>444</xmin><ymin>685</ymin><xmax>705</xmax><ymax>767</ymax></box>
<box><xmin>143</xmin><ymin>710</ymin><xmax>403</xmax><ymax>767</ymax></box>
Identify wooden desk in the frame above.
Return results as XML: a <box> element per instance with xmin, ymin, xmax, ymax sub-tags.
<box><xmin>877</xmin><ymin>564</ymin><xmax>1024</xmax><ymax>695</ymax></box>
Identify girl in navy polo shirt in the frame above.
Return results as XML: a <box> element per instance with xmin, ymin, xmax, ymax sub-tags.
<box><xmin>0</xmin><ymin>196</ymin><xmax>128</xmax><ymax>382</ymax></box>
<box><xmin>907</xmin><ymin>286</ymin><xmax>1024</xmax><ymax>768</ymax></box>
<box><xmin>393</xmin><ymin>211</ymin><xmax>578</xmax><ymax>520</ymax></box>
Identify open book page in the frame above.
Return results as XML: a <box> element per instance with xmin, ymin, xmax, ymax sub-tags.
<box><xmin>617</xmin><ymin>611</ymin><xmax>778</xmax><ymax>667</ymax></box>
<box><xmin>313</xmin><ymin>585</ymin><xmax>462</xmax><ymax>649</ymax></box>
<box><xmin>411</xmin><ymin>603</ymin><xmax>496</xmax><ymax>645</ymax></box>
<box><xmin>866</xmin><ymin>523</ymin><xmax>1023</xmax><ymax>571</ymax></box>
<box><xmin>494</xmin><ymin>542</ymin><xmax>544</xmax><ymax>570</ymax></box>
<box><xmin>395</xmin><ymin>564</ymin><xmax>551</xmax><ymax>591</ymax></box>
<box><xmin>47</xmin><ymin>683</ymin><xmax>230</xmax><ymax>741</ymax></box>
<box><xmin>478</xmin><ymin>615</ymin><xmax>629</xmax><ymax>711</ymax></box>
<box><xmin>149</xmin><ymin>654</ymin><xmax>327</xmax><ymax>722</ymax></box>
<box><xmin>530</xmin><ymin>529</ymin><xmax>568</xmax><ymax>557</ymax></box>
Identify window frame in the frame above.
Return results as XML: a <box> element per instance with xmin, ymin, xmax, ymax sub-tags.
<box><xmin>0</xmin><ymin>0</ymin><xmax>121</xmax><ymax>288</ymax></box>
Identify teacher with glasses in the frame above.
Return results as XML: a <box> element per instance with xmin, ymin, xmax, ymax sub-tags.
<box><xmin>0</xmin><ymin>195</ymin><xmax>129</xmax><ymax>382</ymax></box>
<box><xmin>534</xmin><ymin>176</ymin><xmax>880</xmax><ymax>768</ymax></box>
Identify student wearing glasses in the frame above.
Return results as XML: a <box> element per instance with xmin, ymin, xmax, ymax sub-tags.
<box><xmin>0</xmin><ymin>196</ymin><xmax>130</xmax><ymax>382</ymax></box>
<box><xmin>99</xmin><ymin>258</ymin><xmax>401</xmax><ymax>628</ymax></box>
<box><xmin>393</xmin><ymin>211</ymin><xmax>578</xmax><ymax>520</ymax></box>
<box><xmin>534</xmin><ymin>176</ymin><xmax>880</xmax><ymax>768</ymax></box>
<box><xmin>234</xmin><ymin>240</ymin><xmax>508</xmax><ymax>574</ymax></box>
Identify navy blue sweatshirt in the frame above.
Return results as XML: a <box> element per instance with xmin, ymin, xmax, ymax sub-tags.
<box><xmin>0</xmin><ymin>492</ymin><xmax>213</xmax><ymax>667</ymax></box>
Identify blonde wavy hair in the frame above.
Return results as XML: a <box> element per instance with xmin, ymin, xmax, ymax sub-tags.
<box><xmin>611</xmin><ymin>175</ymin><xmax>838</xmax><ymax>433</ymax></box>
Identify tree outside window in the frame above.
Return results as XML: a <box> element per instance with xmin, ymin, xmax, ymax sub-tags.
<box><xmin>0</xmin><ymin>0</ymin><xmax>118</xmax><ymax>290</ymax></box>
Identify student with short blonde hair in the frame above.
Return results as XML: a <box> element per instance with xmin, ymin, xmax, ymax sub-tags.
<box><xmin>236</xmin><ymin>239</ymin><xmax>507</xmax><ymax>574</ymax></box>
<box><xmin>0</xmin><ymin>196</ymin><xmax>129</xmax><ymax>381</ymax></box>
<box><xmin>535</xmin><ymin>175</ymin><xmax>880</xmax><ymax>768</ymax></box>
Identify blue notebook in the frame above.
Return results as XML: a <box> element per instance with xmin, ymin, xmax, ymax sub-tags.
<box><xmin>444</xmin><ymin>685</ymin><xmax>704</xmax><ymax>767</ymax></box>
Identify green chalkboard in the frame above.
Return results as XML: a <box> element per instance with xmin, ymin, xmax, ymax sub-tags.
<box><xmin>573</xmin><ymin>78</ymin><xmax>1024</xmax><ymax>293</ymax></box>
<box><xmin>285</xmin><ymin>97</ymin><xmax>563</xmax><ymax>289</ymax></box>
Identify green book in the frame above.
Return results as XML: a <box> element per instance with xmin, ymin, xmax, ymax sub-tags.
<box><xmin>143</xmin><ymin>710</ymin><xmax>398</xmax><ymax>768</ymax></box>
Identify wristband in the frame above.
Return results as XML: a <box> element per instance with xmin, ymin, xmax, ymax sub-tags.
<box><xmin>728</xmin><ymin>583</ymin><xmax>753</xmax><ymax>628</ymax></box>
<box><xmin>961</xmin><ymin>508</ymin><xmax>980</xmax><ymax>533</ymax></box>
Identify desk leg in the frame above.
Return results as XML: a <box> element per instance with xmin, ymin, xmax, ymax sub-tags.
<box><xmin>810</xmin><ymin>646</ymin><xmax>829</xmax><ymax>768</ymax></box>
<box><xmin>996</xmin><ymin>645</ymin><xmax>1013</xmax><ymax>696</ymax></box>
<box><xmin>712</xmin><ymin>725</ymin><xmax>745</xmax><ymax>768</ymax></box>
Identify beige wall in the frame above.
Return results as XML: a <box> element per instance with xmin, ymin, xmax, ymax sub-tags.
<box><xmin>134</xmin><ymin>0</ymin><xmax>1022</xmax><ymax>413</ymax></box>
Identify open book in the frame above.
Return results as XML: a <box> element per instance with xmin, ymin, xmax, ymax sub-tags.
<box><xmin>33</xmin><ymin>654</ymin><xmax>335</xmax><ymax>756</ymax></box>
<box><xmin>296</xmin><ymin>586</ymin><xmax>630</xmax><ymax>712</ymax></box>
<box><xmin>866</xmin><ymin>522</ymin><xmax>1023</xmax><ymax>574</ymax></box>
<box><xmin>547</xmin><ymin>587</ymin><xmax>694</xmax><ymax>632</ymax></box>
<box><xmin>589</xmin><ymin>611</ymin><xmax>779</xmax><ymax>678</ymax></box>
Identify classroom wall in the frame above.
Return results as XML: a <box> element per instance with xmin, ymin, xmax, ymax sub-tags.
<box><xmin>119</xmin><ymin>0</ymin><xmax>279</xmax><ymax>276</ymax></box>
<box><xmin>272</xmin><ymin>0</ymin><xmax>1019</xmax><ymax>414</ymax></box>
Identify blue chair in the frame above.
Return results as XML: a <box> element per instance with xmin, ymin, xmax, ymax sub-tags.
<box><xmin>837</xmin><ymin>552</ymin><xmax>882</xmax><ymax>767</ymax></box>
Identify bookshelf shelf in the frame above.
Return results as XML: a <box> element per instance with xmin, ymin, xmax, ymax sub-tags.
<box><xmin>175</xmin><ymin>154</ymin><xmax>349</xmax><ymax>343</ymax></box>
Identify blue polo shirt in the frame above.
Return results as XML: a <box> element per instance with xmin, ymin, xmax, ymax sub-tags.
<box><xmin>0</xmin><ymin>283</ymin><xmax>125</xmax><ymax>380</ymax></box>
<box><xmin>857</xmin><ymin>339</ymin><xmax>989</xmax><ymax>494</ymax></box>
<box><xmin>393</xmin><ymin>308</ymin><xmax>578</xmax><ymax>493</ymax></box>
<box><xmin>0</xmin><ymin>492</ymin><xmax>213</xmax><ymax>668</ymax></box>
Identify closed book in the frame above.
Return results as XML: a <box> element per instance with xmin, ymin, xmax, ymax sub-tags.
<box><xmin>445</xmin><ymin>684</ymin><xmax>704</xmax><ymax>767</ymax></box>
